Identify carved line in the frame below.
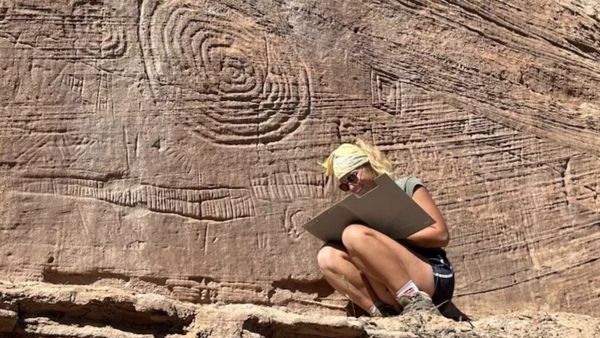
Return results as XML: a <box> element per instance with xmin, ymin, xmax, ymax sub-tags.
<box><xmin>9</xmin><ymin>133</ymin><xmax>98</xmax><ymax>167</ymax></box>
<box><xmin>10</xmin><ymin>176</ymin><xmax>255</xmax><ymax>222</ymax></box>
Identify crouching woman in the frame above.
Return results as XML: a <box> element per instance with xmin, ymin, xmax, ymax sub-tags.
<box><xmin>317</xmin><ymin>139</ymin><xmax>454</xmax><ymax>317</ymax></box>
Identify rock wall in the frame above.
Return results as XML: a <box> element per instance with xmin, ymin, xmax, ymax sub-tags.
<box><xmin>0</xmin><ymin>0</ymin><xmax>598</xmax><ymax>317</ymax></box>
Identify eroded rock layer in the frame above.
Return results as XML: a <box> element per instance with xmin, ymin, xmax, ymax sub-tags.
<box><xmin>0</xmin><ymin>0</ymin><xmax>599</xmax><ymax>318</ymax></box>
<box><xmin>1</xmin><ymin>281</ymin><xmax>599</xmax><ymax>337</ymax></box>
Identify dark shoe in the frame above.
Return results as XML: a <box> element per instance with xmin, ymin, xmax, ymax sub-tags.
<box><xmin>398</xmin><ymin>291</ymin><xmax>439</xmax><ymax>315</ymax></box>
<box><xmin>379</xmin><ymin>303</ymin><xmax>400</xmax><ymax>317</ymax></box>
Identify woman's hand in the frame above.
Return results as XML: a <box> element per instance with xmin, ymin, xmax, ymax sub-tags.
<box><xmin>404</xmin><ymin>186</ymin><xmax>450</xmax><ymax>248</ymax></box>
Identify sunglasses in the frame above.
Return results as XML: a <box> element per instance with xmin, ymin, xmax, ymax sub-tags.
<box><xmin>338</xmin><ymin>171</ymin><xmax>360</xmax><ymax>192</ymax></box>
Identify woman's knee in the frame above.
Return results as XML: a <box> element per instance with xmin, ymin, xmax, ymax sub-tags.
<box><xmin>341</xmin><ymin>224</ymin><xmax>375</xmax><ymax>251</ymax></box>
<box><xmin>317</xmin><ymin>244</ymin><xmax>346</xmax><ymax>273</ymax></box>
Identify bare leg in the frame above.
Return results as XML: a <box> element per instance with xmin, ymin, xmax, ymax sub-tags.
<box><xmin>367</xmin><ymin>277</ymin><xmax>402</xmax><ymax>312</ymax></box>
<box><xmin>341</xmin><ymin>224</ymin><xmax>435</xmax><ymax>297</ymax></box>
<box><xmin>317</xmin><ymin>243</ymin><xmax>382</xmax><ymax>312</ymax></box>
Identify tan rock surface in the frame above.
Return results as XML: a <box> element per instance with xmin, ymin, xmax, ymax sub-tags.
<box><xmin>0</xmin><ymin>0</ymin><xmax>598</xmax><ymax>321</ymax></box>
<box><xmin>1</xmin><ymin>281</ymin><xmax>599</xmax><ymax>337</ymax></box>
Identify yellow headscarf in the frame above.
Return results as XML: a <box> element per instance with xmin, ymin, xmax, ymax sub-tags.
<box><xmin>320</xmin><ymin>139</ymin><xmax>394</xmax><ymax>179</ymax></box>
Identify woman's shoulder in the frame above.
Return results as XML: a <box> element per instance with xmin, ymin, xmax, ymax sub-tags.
<box><xmin>394</xmin><ymin>176</ymin><xmax>424</xmax><ymax>197</ymax></box>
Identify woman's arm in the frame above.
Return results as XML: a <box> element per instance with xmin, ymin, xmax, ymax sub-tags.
<box><xmin>403</xmin><ymin>186</ymin><xmax>450</xmax><ymax>248</ymax></box>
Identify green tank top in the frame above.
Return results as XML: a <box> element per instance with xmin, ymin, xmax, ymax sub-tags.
<box><xmin>394</xmin><ymin>176</ymin><xmax>423</xmax><ymax>197</ymax></box>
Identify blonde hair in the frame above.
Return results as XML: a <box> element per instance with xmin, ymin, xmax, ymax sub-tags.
<box><xmin>355</xmin><ymin>139</ymin><xmax>394</xmax><ymax>177</ymax></box>
<box><xmin>320</xmin><ymin>138</ymin><xmax>394</xmax><ymax>179</ymax></box>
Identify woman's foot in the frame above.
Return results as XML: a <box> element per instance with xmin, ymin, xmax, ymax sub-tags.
<box><xmin>398</xmin><ymin>291</ymin><xmax>439</xmax><ymax>315</ymax></box>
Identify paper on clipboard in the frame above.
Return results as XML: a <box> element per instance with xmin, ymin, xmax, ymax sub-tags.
<box><xmin>302</xmin><ymin>174</ymin><xmax>435</xmax><ymax>242</ymax></box>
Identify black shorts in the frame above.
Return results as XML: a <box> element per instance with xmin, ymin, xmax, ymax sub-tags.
<box><xmin>419</xmin><ymin>249</ymin><xmax>455</xmax><ymax>310</ymax></box>
<box><xmin>401</xmin><ymin>243</ymin><xmax>454</xmax><ymax>310</ymax></box>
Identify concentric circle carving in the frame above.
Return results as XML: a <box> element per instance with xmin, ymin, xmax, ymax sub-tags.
<box><xmin>140</xmin><ymin>1</ymin><xmax>312</xmax><ymax>145</ymax></box>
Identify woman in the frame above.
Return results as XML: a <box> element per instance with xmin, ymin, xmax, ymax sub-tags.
<box><xmin>317</xmin><ymin>139</ymin><xmax>454</xmax><ymax>317</ymax></box>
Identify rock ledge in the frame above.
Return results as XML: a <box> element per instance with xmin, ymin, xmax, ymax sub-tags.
<box><xmin>1</xmin><ymin>281</ymin><xmax>598</xmax><ymax>337</ymax></box>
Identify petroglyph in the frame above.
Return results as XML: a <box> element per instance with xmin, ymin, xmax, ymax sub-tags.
<box><xmin>10</xmin><ymin>176</ymin><xmax>255</xmax><ymax>222</ymax></box>
<box><xmin>165</xmin><ymin>278</ymin><xmax>270</xmax><ymax>305</ymax></box>
<box><xmin>139</xmin><ymin>0</ymin><xmax>312</xmax><ymax>145</ymax></box>
<box><xmin>256</xmin><ymin>232</ymin><xmax>269</xmax><ymax>250</ymax></box>
<box><xmin>250</xmin><ymin>170</ymin><xmax>326</xmax><ymax>202</ymax></box>
<box><xmin>371</xmin><ymin>68</ymin><xmax>402</xmax><ymax>115</ymax></box>
<box><xmin>562</xmin><ymin>154</ymin><xmax>600</xmax><ymax>212</ymax></box>
<box><xmin>0</xmin><ymin>1</ymin><xmax>131</xmax><ymax>60</ymax></box>
<box><xmin>283</xmin><ymin>206</ymin><xmax>309</xmax><ymax>241</ymax></box>
<box><xmin>0</xmin><ymin>126</ymin><xmax>97</xmax><ymax>168</ymax></box>
<box><xmin>166</xmin><ymin>278</ymin><xmax>217</xmax><ymax>304</ymax></box>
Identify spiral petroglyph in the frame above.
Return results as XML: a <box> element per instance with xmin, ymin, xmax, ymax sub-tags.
<box><xmin>139</xmin><ymin>0</ymin><xmax>312</xmax><ymax>145</ymax></box>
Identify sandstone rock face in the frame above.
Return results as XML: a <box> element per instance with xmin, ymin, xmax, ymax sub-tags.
<box><xmin>0</xmin><ymin>0</ymin><xmax>598</xmax><ymax>320</ymax></box>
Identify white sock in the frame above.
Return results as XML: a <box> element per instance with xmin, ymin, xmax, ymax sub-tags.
<box><xmin>395</xmin><ymin>280</ymin><xmax>419</xmax><ymax>299</ymax></box>
<box><xmin>368</xmin><ymin>303</ymin><xmax>384</xmax><ymax>317</ymax></box>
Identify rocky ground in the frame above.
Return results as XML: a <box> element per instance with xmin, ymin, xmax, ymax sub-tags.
<box><xmin>1</xmin><ymin>281</ymin><xmax>598</xmax><ymax>338</ymax></box>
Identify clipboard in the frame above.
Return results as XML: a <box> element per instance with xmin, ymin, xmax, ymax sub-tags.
<box><xmin>302</xmin><ymin>174</ymin><xmax>435</xmax><ymax>242</ymax></box>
